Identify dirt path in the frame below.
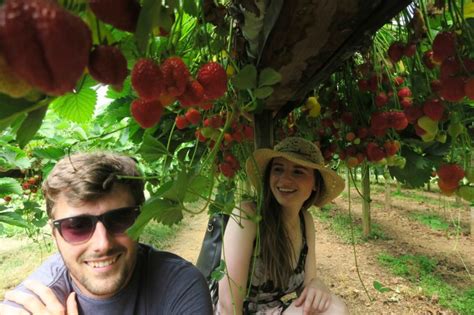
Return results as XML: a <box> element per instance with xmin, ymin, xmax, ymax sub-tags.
<box><xmin>165</xmin><ymin>188</ymin><xmax>473</xmax><ymax>315</ymax></box>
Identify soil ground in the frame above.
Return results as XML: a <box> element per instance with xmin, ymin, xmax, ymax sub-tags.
<box><xmin>166</xmin><ymin>184</ymin><xmax>473</xmax><ymax>315</ymax></box>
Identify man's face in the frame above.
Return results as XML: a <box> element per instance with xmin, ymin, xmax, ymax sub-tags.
<box><xmin>51</xmin><ymin>185</ymin><xmax>138</xmax><ymax>299</ymax></box>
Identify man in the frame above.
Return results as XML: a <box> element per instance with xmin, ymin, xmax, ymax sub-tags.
<box><xmin>0</xmin><ymin>152</ymin><xmax>212</xmax><ymax>314</ymax></box>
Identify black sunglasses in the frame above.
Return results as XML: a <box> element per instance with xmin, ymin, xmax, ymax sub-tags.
<box><xmin>52</xmin><ymin>206</ymin><xmax>140</xmax><ymax>244</ymax></box>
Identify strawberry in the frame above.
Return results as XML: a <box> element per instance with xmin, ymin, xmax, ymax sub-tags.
<box><xmin>0</xmin><ymin>0</ymin><xmax>92</xmax><ymax>95</ymax></box>
<box><xmin>196</xmin><ymin>62</ymin><xmax>227</xmax><ymax>100</ymax></box>
<box><xmin>397</xmin><ymin>87</ymin><xmax>412</xmax><ymax>98</ymax></box>
<box><xmin>438</xmin><ymin>179</ymin><xmax>458</xmax><ymax>195</ymax></box>
<box><xmin>437</xmin><ymin>163</ymin><xmax>465</xmax><ymax>187</ymax></box>
<box><xmin>88</xmin><ymin>45</ymin><xmax>128</xmax><ymax>89</ymax></box>
<box><xmin>357</xmin><ymin>79</ymin><xmax>369</xmax><ymax>92</ymax></box>
<box><xmin>439</xmin><ymin>57</ymin><xmax>460</xmax><ymax>80</ymax></box>
<box><xmin>375</xmin><ymin>92</ymin><xmax>389</xmax><ymax>107</ymax></box>
<box><xmin>422</xmin><ymin>98</ymin><xmax>444</xmax><ymax>121</ymax></box>
<box><xmin>371</xmin><ymin>112</ymin><xmax>389</xmax><ymax>130</ymax></box>
<box><xmin>388</xmin><ymin>42</ymin><xmax>404</xmax><ymax>63</ymax></box>
<box><xmin>219</xmin><ymin>162</ymin><xmax>235</xmax><ymax>178</ymax></box>
<box><xmin>430</xmin><ymin>79</ymin><xmax>442</xmax><ymax>93</ymax></box>
<box><xmin>223</xmin><ymin>133</ymin><xmax>233</xmax><ymax>145</ymax></box>
<box><xmin>243</xmin><ymin>125</ymin><xmax>254</xmax><ymax>140</ymax></box>
<box><xmin>131</xmin><ymin>58</ymin><xmax>164</xmax><ymax>100</ymax></box>
<box><xmin>423</xmin><ymin>50</ymin><xmax>436</xmax><ymax>69</ymax></box>
<box><xmin>404</xmin><ymin>106</ymin><xmax>424</xmax><ymax>124</ymax></box>
<box><xmin>346</xmin><ymin>156</ymin><xmax>359</xmax><ymax>168</ymax></box>
<box><xmin>414</xmin><ymin>124</ymin><xmax>427</xmax><ymax>136</ymax></box>
<box><xmin>3</xmin><ymin>196</ymin><xmax>12</xmax><ymax>203</ymax></box>
<box><xmin>130</xmin><ymin>98</ymin><xmax>164</xmax><ymax>128</ymax></box>
<box><xmin>195</xmin><ymin>129</ymin><xmax>207</xmax><ymax>142</ymax></box>
<box><xmin>366</xmin><ymin>142</ymin><xmax>386</xmax><ymax>162</ymax></box>
<box><xmin>185</xmin><ymin>108</ymin><xmax>201</xmax><ymax>125</ymax></box>
<box><xmin>393</xmin><ymin>76</ymin><xmax>405</xmax><ymax>86</ymax></box>
<box><xmin>388</xmin><ymin>111</ymin><xmax>408</xmax><ymax>130</ymax></box>
<box><xmin>200</xmin><ymin>102</ymin><xmax>213</xmax><ymax>110</ymax></box>
<box><xmin>369</xmin><ymin>125</ymin><xmax>387</xmax><ymax>138</ymax></box>
<box><xmin>232</xmin><ymin>130</ymin><xmax>243</xmax><ymax>143</ymax></box>
<box><xmin>159</xmin><ymin>93</ymin><xmax>176</xmax><ymax>107</ymax></box>
<box><xmin>161</xmin><ymin>57</ymin><xmax>190</xmax><ymax>97</ymax></box>
<box><xmin>357</xmin><ymin>127</ymin><xmax>369</xmax><ymax>139</ymax></box>
<box><xmin>175</xmin><ymin>115</ymin><xmax>189</xmax><ymax>130</ymax></box>
<box><xmin>177</xmin><ymin>80</ymin><xmax>205</xmax><ymax>107</ymax></box>
<box><xmin>439</xmin><ymin>76</ymin><xmax>465</xmax><ymax>102</ymax></box>
<box><xmin>465</xmin><ymin>77</ymin><xmax>474</xmax><ymax>100</ymax></box>
<box><xmin>403</xmin><ymin>42</ymin><xmax>417</xmax><ymax>57</ymax></box>
<box><xmin>432</xmin><ymin>31</ymin><xmax>456</xmax><ymax>62</ymax></box>
<box><xmin>89</xmin><ymin>0</ymin><xmax>141</xmax><ymax>33</ymax></box>
<box><xmin>367</xmin><ymin>75</ymin><xmax>379</xmax><ymax>92</ymax></box>
<box><xmin>0</xmin><ymin>55</ymin><xmax>32</xmax><ymax>98</ymax></box>
<box><xmin>224</xmin><ymin>153</ymin><xmax>240</xmax><ymax>170</ymax></box>
<box><xmin>345</xmin><ymin>132</ymin><xmax>356</xmax><ymax>142</ymax></box>
<box><xmin>383</xmin><ymin>140</ymin><xmax>400</xmax><ymax>156</ymax></box>
<box><xmin>400</xmin><ymin>97</ymin><xmax>413</xmax><ymax>108</ymax></box>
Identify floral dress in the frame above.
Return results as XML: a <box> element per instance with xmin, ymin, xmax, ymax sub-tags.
<box><xmin>243</xmin><ymin>211</ymin><xmax>308</xmax><ymax>314</ymax></box>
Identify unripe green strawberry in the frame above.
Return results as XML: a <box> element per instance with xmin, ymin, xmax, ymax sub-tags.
<box><xmin>456</xmin><ymin>186</ymin><xmax>474</xmax><ymax>203</ymax></box>
<box><xmin>447</xmin><ymin>122</ymin><xmax>465</xmax><ymax>139</ymax></box>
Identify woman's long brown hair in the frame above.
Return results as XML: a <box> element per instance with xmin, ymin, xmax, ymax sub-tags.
<box><xmin>258</xmin><ymin>159</ymin><xmax>322</xmax><ymax>288</ymax></box>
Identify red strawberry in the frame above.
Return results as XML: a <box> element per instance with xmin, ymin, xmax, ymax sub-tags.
<box><xmin>389</xmin><ymin>111</ymin><xmax>408</xmax><ymax>130</ymax></box>
<box><xmin>388</xmin><ymin>42</ymin><xmax>404</xmax><ymax>63</ymax></box>
<box><xmin>158</xmin><ymin>93</ymin><xmax>176</xmax><ymax>107</ymax></box>
<box><xmin>440</xmin><ymin>57</ymin><xmax>461</xmax><ymax>80</ymax></box>
<box><xmin>371</xmin><ymin>112</ymin><xmax>389</xmax><ymax>130</ymax></box>
<box><xmin>357</xmin><ymin>79</ymin><xmax>369</xmax><ymax>92</ymax></box>
<box><xmin>366</xmin><ymin>142</ymin><xmax>386</xmax><ymax>162</ymax></box>
<box><xmin>197</xmin><ymin>62</ymin><xmax>228</xmax><ymax>100</ymax></box>
<box><xmin>357</xmin><ymin>127</ymin><xmax>369</xmax><ymax>139</ymax></box>
<box><xmin>370</xmin><ymin>125</ymin><xmax>387</xmax><ymax>138</ymax></box>
<box><xmin>219</xmin><ymin>162</ymin><xmax>235</xmax><ymax>178</ymax></box>
<box><xmin>367</xmin><ymin>75</ymin><xmax>379</xmax><ymax>92</ymax></box>
<box><xmin>88</xmin><ymin>45</ymin><xmax>128</xmax><ymax>89</ymax></box>
<box><xmin>432</xmin><ymin>31</ymin><xmax>456</xmax><ymax>62</ymax></box>
<box><xmin>223</xmin><ymin>133</ymin><xmax>233</xmax><ymax>145</ymax></box>
<box><xmin>200</xmin><ymin>103</ymin><xmax>213</xmax><ymax>110</ymax></box>
<box><xmin>232</xmin><ymin>130</ymin><xmax>243</xmax><ymax>143</ymax></box>
<box><xmin>403</xmin><ymin>42</ymin><xmax>417</xmax><ymax>57</ymax></box>
<box><xmin>439</xmin><ymin>76</ymin><xmax>465</xmax><ymax>102</ymax></box>
<box><xmin>404</xmin><ymin>106</ymin><xmax>424</xmax><ymax>124</ymax></box>
<box><xmin>465</xmin><ymin>77</ymin><xmax>474</xmax><ymax>100</ymax></box>
<box><xmin>400</xmin><ymin>97</ymin><xmax>413</xmax><ymax>108</ymax></box>
<box><xmin>414</xmin><ymin>124</ymin><xmax>427</xmax><ymax>136</ymax></box>
<box><xmin>185</xmin><ymin>108</ymin><xmax>201</xmax><ymax>125</ymax></box>
<box><xmin>384</xmin><ymin>140</ymin><xmax>400</xmax><ymax>156</ymax></box>
<box><xmin>177</xmin><ymin>80</ymin><xmax>205</xmax><ymax>107</ymax></box>
<box><xmin>89</xmin><ymin>0</ymin><xmax>140</xmax><ymax>33</ymax></box>
<box><xmin>423</xmin><ymin>50</ymin><xmax>436</xmax><ymax>69</ymax></box>
<box><xmin>430</xmin><ymin>79</ymin><xmax>442</xmax><ymax>93</ymax></box>
<box><xmin>130</xmin><ymin>98</ymin><xmax>164</xmax><ymax>128</ymax></box>
<box><xmin>422</xmin><ymin>99</ymin><xmax>444</xmax><ymax>121</ymax></box>
<box><xmin>375</xmin><ymin>92</ymin><xmax>389</xmax><ymax>107</ymax></box>
<box><xmin>393</xmin><ymin>76</ymin><xmax>405</xmax><ymax>86</ymax></box>
<box><xmin>397</xmin><ymin>87</ymin><xmax>412</xmax><ymax>98</ymax></box>
<box><xmin>437</xmin><ymin>163</ymin><xmax>465</xmax><ymax>187</ymax></box>
<box><xmin>195</xmin><ymin>129</ymin><xmax>207</xmax><ymax>142</ymax></box>
<box><xmin>0</xmin><ymin>0</ymin><xmax>92</xmax><ymax>95</ymax></box>
<box><xmin>161</xmin><ymin>57</ymin><xmax>190</xmax><ymax>97</ymax></box>
<box><xmin>224</xmin><ymin>153</ymin><xmax>240</xmax><ymax>170</ymax></box>
<box><xmin>131</xmin><ymin>58</ymin><xmax>164</xmax><ymax>100</ymax></box>
<box><xmin>243</xmin><ymin>125</ymin><xmax>254</xmax><ymax>140</ymax></box>
<box><xmin>175</xmin><ymin>115</ymin><xmax>189</xmax><ymax>130</ymax></box>
<box><xmin>438</xmin><ymin>179</ymin><xmax>457</xmax><ymax>195</ymax></box>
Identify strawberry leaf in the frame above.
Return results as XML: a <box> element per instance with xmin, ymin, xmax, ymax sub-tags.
<box><xmin>254</xmin><ymin>86</ymin><xmax>274</xmax><ymax>99</ymax></box>
<box><xmin>0</xmin><ymin>178</ymin><xmax>22</xmax><ymax>196</ymax></box>
<box><xmin>258</xmin><ymin>67</ymin><xmax>282</xmax><ymax>87</ymax></box>
<box><xmin>16</xmin><ymin>106</ymin><xmax>48</xmax><ymax>148</ymax></box>
<box><xmin>232</xmin><ymin>64</ymin><xmax>257</xmax><ymax>90</ymax></box>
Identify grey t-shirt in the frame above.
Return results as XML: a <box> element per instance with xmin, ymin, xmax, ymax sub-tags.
<box><xmin>2</xmin><ymin>243</ymin><xmax>212</xmax><ymax>314</ymax></box>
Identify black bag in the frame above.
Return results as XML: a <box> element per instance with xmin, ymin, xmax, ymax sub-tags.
<box><xmin>196</xmin><ymin>213</ymin><xmax>229</xmax><ymax>280</ymax></box>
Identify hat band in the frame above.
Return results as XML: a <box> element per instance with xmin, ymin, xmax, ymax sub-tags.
<box><xmin>277</xmin><ymin>148</ymin><xmax>318</xmax><ymax>163</ymax></box>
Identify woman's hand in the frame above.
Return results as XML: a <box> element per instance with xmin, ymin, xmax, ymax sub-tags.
<box><xmin>1</xmin><ymin>280</ymin><xmax>78</xmax><ymax>315</ymax></box>
<box><xmin>294</xmin><ymin>278</ymin><xmax>331</xmax><ymax>315</ymax></box>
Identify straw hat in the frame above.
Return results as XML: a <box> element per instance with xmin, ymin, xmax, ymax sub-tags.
<box><xmin>246</xmin><ymin>137</ymin><xmax>345</xmax><ymax>207</ymax></box>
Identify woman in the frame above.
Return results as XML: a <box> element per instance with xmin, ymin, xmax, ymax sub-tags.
<box><xmin>217</xmin><ymin>137</ymin><xmax>349</xmax><ymax>314</ymax></box>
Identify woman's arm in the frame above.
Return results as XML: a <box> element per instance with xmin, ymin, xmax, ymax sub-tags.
<box><xmin>217</xmin><ymin>201</ymin><xmax>257</xmax><ymax>315</ymax></box>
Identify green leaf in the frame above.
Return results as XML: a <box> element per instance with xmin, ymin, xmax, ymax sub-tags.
<box><xmin>127</xmin><ymin>197</ymin><xmax>183</xmax><ymax>238</ymax></box>
<box><xmin>135</xmin><ymin>0</ymin><xmax>162</xmax><ymax>53</ymax></box>
<box><xmin>138</xmin><ymin>134</ymin><xmax>170</xmax><ymax>162</ymax></box>
<box><xmin>185</xmin><ymin>174</ymin><xmax>213</xmax><ymax>203</ymax></box>
<box><xmin>0</xmin><ymin>178</ymin><xmax>22</xmax><ymax>196</ymax></box>
<box><xmin>373</xmin><ymin>280</ymin><xmax>391</xmax><ymax>293</ymax></box>
<box><xmin>0</xmin><ymin>213</ymin><xmax>30</xmax><ymax>229</ymax></box>
<box><xmin>32</xmin><ymin>147</ymin><xmax>65</xmax><ymax>161</ymax></box>
<box><xmin>182</xmin><ymin>0</ymin><xmax>198</xmax><ymax>16</ymax></box>
<box><xmin>210</xmin><ymin>260</ymin><xmax>226</xmax><ymax>281</ymax></box>
<box><xmin>0</xmin><ymin>145</ymin><xmax>31</xmax><ymax>170</ymax></box>
<box><xmin>161</xmin><ymin>169</ymin><xmax>188</xmax><ymax>202</ymax></box>
<box><xmin>16</xmin><ymin>106</ymin><xmax>48</xmax><ymax>148</ymax></box>
<box><xmin>389</xmin><ymin>148</ymin><xmax>432</xmax><ymax>188</ymax></box>
<box><xmin>254</xmin><ymin>86</ymin><xmax>274</xmax><ymax>99</ymax></box>
<box><xmin>258</xmin><ymin>68</ymin><xmax>282</xmax><ymax>87</ymax></box>
<box><xmin>0</xmin><ymin>94</ymin><xmax>37</xmax><ymax>122</ymax></box>
<box><xmin>51</xmin><ymin>85</ymin><xmax>96</xmax><ymax>123</ymax></box>
<box><xmin>232</xmin><ymin>65</ymin><xmax>257</xmax><ymax>90</ymax></box>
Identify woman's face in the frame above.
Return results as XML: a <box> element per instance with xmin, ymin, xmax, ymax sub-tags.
<box><xmin>269</xmin><ymin>157</ymin><xmax>316</xmax><ymax>211</ymax></box>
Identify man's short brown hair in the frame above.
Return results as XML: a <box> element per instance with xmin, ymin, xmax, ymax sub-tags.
<box><xmin>42</xmin><ymin>152</ymin><xmax>145</xmax><ymax>218</ymax></box>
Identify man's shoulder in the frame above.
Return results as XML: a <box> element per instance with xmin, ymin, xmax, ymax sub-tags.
<box><xmin>138</xmin><ymin>243</ymin><xmax>196</xmax><ymax>270</ymax></box>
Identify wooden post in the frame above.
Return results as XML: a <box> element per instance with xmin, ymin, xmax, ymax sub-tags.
<box><xmin>362</xmin><ymin>162</ymin><xmax>371</xmax><ymax>237</ymax></box>
<box><xmin>384</xmin><ymin>167</ymin><xmax>391</xmax><ymax>211</ymax></box>
<box><xmin>253</xmin><ymin>110</ymin><xmax>273</xmax><ymax>149</ymax></box>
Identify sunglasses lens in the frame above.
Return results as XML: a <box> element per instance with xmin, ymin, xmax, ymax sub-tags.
<box><xmin>59</xmin><ymin>217</ymin><xmax>94</xmax><ymax>243</ymax></box>
<box><xmin>103</xmin><ymin>208</ymin><xmax>138</xmax><ymax>234</ymax></box>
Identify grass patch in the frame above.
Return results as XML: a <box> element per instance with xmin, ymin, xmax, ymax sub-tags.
<box><xmin>139</xmin><ymin>220</ymin><xmax>181</xmax><ymax>249</ymax></box>
<box><xmin>377</xmin><ymin>253</ymin><xmax>474</xmax><ymax>315</ymax></box>
<box><xmin>409</xmin><ymin>212</ymin><xmax>463</xmax><ymax>235</ymax></box>
<box><xmin>312</xmin><ymin>206</ymin><xmax>388</xmax><ymax>243</ymax></box>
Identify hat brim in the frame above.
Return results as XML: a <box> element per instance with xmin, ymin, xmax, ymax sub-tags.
<box><xmin>246</xmin><ymin>149</ymin><xmax>345</xmax><ymax>207</ymax></box>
